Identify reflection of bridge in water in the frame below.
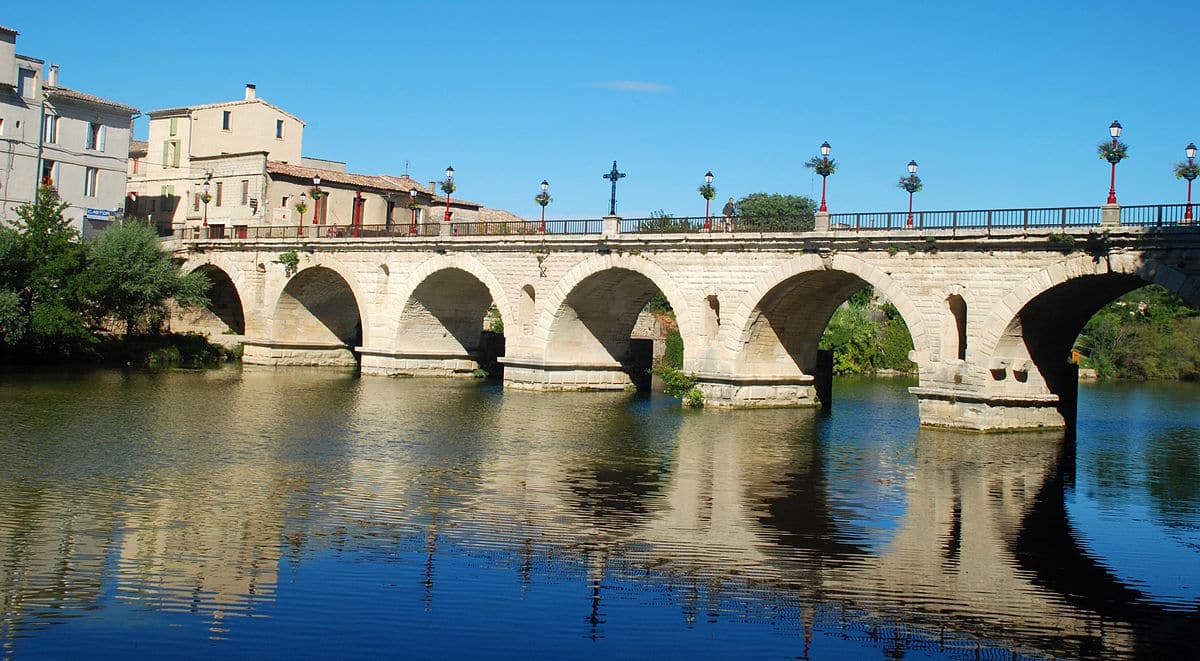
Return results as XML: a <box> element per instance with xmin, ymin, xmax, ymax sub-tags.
<box><xmin>1</xmin><ymin>376</ymin><xmax>1195</xmax><ymax>657</ymax></box>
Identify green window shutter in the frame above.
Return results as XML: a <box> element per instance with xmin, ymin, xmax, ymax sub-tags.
<box><xmin>172</xmin><ymin>141</ymin><xmax>180</xmax><ymax>168</ymax></box>
<box><xmin>162</xmin><ymin>141</ymin><xmax>169</xmax><ymax>166</ymax></box>
<box><xmin>169</xmin><ymin>117</ymin><xmax>177</xmax><ymax>136</ymax></box>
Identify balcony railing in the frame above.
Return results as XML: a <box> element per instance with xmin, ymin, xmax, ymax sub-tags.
<box><xmin>170</xmin><ymin>204</ymin><xmax>1197</xmax><ymax>242</ymax></box>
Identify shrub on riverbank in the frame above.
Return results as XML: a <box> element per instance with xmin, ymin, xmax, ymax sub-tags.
<box><xmin>97</xmin><ymin>333</ymin><xmax>239</xmax><ymax>368</ymax></box>
<box><xmin>1077</xmin><ymin>285</ymin><xmax>1200</xmax><ymax>380</ymax></box>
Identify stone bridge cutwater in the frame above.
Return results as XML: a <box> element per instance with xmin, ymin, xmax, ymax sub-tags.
<box><xmin>168</xmin><ymin>205</ymin><xmax>1200</xmax><ymax>432</ymax></box>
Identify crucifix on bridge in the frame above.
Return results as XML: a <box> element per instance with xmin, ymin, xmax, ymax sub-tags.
<box><xmin>603</xmin><ymin>160</ymin><xmax>626</xmax><ymax>215</ymax></box>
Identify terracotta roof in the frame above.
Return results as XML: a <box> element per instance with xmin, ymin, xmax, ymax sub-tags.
<box><xmin>0</xmin><ymin>25</ymin><xmax>17</xmax><ymax>35</ymax></box>
<box><xmin>47</xmin><ymin>85</ymin><xmax>138</xmax><ymax>115</ymax></box>
<box><xmin>148</xmin><ymin>98</ymin><xmax>305</xmax><ymax>126</ymax></box>
<box><xmin>478</xmin><ymin>208</ymin><xmax>525</xmax><ymax>223</ymax></box>
<box><xmin>129</xmin><ymin>140</ymin><xmax>148</xmax><ymax>156</ymax></box>
<box><xmin>267</xmin><ymin>161</ymin><xmax>407</xmax><ymax>194</ymax></box>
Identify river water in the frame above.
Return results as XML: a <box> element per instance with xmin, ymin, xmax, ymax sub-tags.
<box><xmin>0</xmin><ymin>368</ymin><xmax>1196</xmax><ymax>659</ymax></box>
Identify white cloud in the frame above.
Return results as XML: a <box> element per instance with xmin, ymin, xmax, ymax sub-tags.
<box><xmin>590</xmin><ymin>80</ymin><xmax>672</xmax><ymax>93</ymax></box>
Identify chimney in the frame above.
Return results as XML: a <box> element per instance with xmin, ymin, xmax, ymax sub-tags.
<box><xmin>47</xmin><ymin>64</ymin><xmax>59</xmax><ymax>87</ymax></box>
<box><xmin>245</xmin><ymin>83</ymin><xmax>256</xmax><ymax>101</ymax></box>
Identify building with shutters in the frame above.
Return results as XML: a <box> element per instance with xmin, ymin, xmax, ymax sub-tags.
<box><xmin>0</xmin><ymin>25</ymin><xmax>138</xmax><ymax>238</ymax></box>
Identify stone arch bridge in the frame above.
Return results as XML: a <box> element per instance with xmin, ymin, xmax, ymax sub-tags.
<box><xmin>169</xmin><ymin>212</ymin><xmax>1200</xmax><ymax>431</ymax></box>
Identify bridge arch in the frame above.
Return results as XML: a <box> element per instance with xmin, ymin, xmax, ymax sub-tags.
<box><xmin>389</xmin><ymin>254</ymin><xmax>513</xmax><ymax>362</ymax></box>
<box><xmin>179</xmin><ymin>255</ymin><xmax>248</xmax><ymax>336</ymax></box>
<box><xmin>978</xmin><ymin>253</ymin><xmax>1200</xmax><ymax>403</ymax></box>
<box><xmin>268</xmin><ymin>263</ymin><xmax>367</xmax><ymax>361</ymax></box>
<box><xmin>726</xmin><ymin>253</ymin><xmax>931</xmax><ymax>377</ymax></box>
<box><xmin>536</xmin><ymin>254</ymin><xmax>694</xmax><ymax>366</ymax></box>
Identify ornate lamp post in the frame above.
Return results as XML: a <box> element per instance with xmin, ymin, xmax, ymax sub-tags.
<box><xmin>1176</xmin><ymin>142</ymin><xmax>1199</xmax><ymax>223</ymax></box>
<box><xmin>898</xmin><ymin>160</ymin><xmax>922</xmax><ymax>227</ymax></box>
<box><xmin>442</xmin><ymin>166</ymin><xmax>455</xmax><ymax>222</ymax></box>
<box><xmin>311</xmin><ymin>175</ymin><xmax>323</xmax><ymax>228</ymax></box>
<box><xmin>699</xmin><ymin>171</ymin><xmax>715</xmax><ymax>230</ymax></box>
<box><xmin>296</xmin><ymin>191</ymin><xmax>307</xmax><ymax>237</ymax></box>
<box><xmin>1100</xmin><ymin>120</ymin><xmax>1127</xmax><ymax>205</ymax></box>
<box><xmin>536</xmin><ymin>180</ymin><xmax>551</xmax><ymax>232</ymax></box>
<box><xmin>409</xmin><ymin>188</ymin><xmax>419</xmax><ymax>235</ymax></box>
<box><xmin>199</xmin><ymin>181</ymin><xmax>212</xmax><ymax>228</ymax></box>
<box><xmin>805</xmin><ymin>141</ymin><xmax>836</xmax><ymax>213</ymax></box>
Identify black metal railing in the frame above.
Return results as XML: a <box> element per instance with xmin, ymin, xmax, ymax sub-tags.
<box><xmin>168</xmin><ymin>204</ymin><xmax>1197</xmax><ymax>242</ymax></box>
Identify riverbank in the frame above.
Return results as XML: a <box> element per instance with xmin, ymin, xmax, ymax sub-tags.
<box><xmin>1</xmin><ymin>333</ymin><xmax>239</xmax><ymax>369</ymax></box>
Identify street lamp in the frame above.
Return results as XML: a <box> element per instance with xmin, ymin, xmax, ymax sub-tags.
<box><xmin>818</xmin><ymin>141</ymin><xmax>833</xmax><ymax>213</ymax></box>
<box><xmin>442</xmin><ymin>166</ymin><xmax>455</xmax><ymax>222</ymax></box>
<box><xmin>898</xmin><ymin>160</ymin><xmax>922</xmax><ymax>227</ymax></box>
<box><xmin>409</xmin><ymin>188</ymin><xmax>419</xmax><ymax>235</ymax></box>
<box><xmin>297</xmin><ymin>191</ymin><xmax>307</xmax><ymax>237</ymax></box>
<box><xmin>1181</xmin><ymin>142</ymin><xmax>1199</xmax><ymax>222</ymax></box>
<box><xmin>311</xmin><ymin>175</ymin><xmax>322</xmax><ymax>227</ymax></box>
<box><xmin>536</xmin><ymin>179</ymin><xmax>551</xmax><ymax>232</ymax></box>
<box><xmin>1103</xmin><ymin>120</ymin><xmax>1126</xmax><ymax>205</ymax></box>
<box><xmin>200</xmin><ymin>181</ymin><xmax>211</xmax><ymax>228</ymax></box>
<box><xmin>700</xmin><ymin>171</ymin><xmax>715</xmax><ymax>230</ymax></box>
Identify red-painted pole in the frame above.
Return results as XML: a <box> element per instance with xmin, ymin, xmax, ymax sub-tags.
<box><xmin>704</xmin><ymin>199</ymin><xmax>711</xmax><ymax>230</ymax></box>
<box><xmin>906</xmin><ymin>192</ymin><xmax>914</xmax><ymax>227</ymax></box>
<box><xmin>202</xmin><ymin>202</ymin><xmax>208</xmax><ymax>227</ymax></box>
<box><xmin>1187</xmin><ymin>178</ymin><xmax>1194</xmax><ymax>222</ymax></box>
<box><xmin>1107</xmin><ymin>138</ymin><xmax>1118</xmax><ymax>205</ymax></box>
<box><xmin>819</xmin><ymin>175</ymin><xmax>828</xmax><ymax>213</ymax></box>
<box><xmin>313</xmin><ymin>193</ymin><xmax>320</xmax><ymax>225</ymax></box>
<box><xmin>540</xmin><ymin>205</ymin><xmax>546</xmax><ymax>233</ymax></box>
<box><xmin>410</xmin><ymin>207</ymin><xmax>417</xmax><ymax>235</ymax></box>
<box><xmin>353</xmin><ymin>191</ymin><xmax>362</xmax><ymax>237</ymax></box>
<box><xmin>298</xmin><ymin>209</ymin><xmax>304</xmax><ymax>237</ymax></box>
<box><xmin>444</xmin><ymin>193</ymin><xmax>452</xmax><ymax>222</ymax></box>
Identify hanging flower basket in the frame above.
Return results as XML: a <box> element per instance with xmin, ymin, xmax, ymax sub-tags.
<box><xmin>805</xmin><ymin>156</ymin><xmax>837</xmax><ymax>177</ymax></box>
<box><xmin>697</xmin><ymin>183</ymin><xmax>716</xmax><ymax>201</ymax></box>
<box><xmin>1174</xmin><ymin>161</ymin><xmax>1200</xmax><ymax>181</ymax></box>
<box><xmin>897</xmin><ymin>174</ymin><xmax>923</xmax><ymax>194</ymax></box>
<box><xmin>535</xmin><ymin>192</ymin><xmax>552</xmax><ymax>207</ymax></box>
<box><xmin>1098</xmin><ymin>141</ymin><xmax>1129</xmax><ymax>164</ymax></box>
<box><xmin>441</xmin><ymin>180</ymin><xmax>456</xmax><ymax>196</ymax></box>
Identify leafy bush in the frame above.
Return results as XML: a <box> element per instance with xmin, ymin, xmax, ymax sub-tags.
<box><xmin>653</xmin><ymin>365</ymin><xmax>698</xmax><ymax>398</ymax></box>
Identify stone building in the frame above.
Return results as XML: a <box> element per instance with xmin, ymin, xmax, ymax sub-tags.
<box><xmin>126</xmin><ymin>85</ymin><xmax>496</xmax><ymax>237</ymax></box>
<box><xmin>0</xmin><ymin>25</ymin><xmax>138</xmax><ymax>238</ymax></box>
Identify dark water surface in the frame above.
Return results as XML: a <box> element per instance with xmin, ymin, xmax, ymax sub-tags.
<box><xmin>0</xmin><ymin>369</ymin><xmax>1196</xmax><ymax>659</ymax></box>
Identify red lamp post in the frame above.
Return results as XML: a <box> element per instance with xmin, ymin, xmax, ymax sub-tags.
<box><xmin>701</xmin><ymin>171</ymin><xmax>715</xmax><ymax>230</ymax></box>
<box><xmin>536</xmin><ymin>180</ymin><xmax>550</xmax><ymax>232</ymax></box>
<box><xmin>900</xmin><ymin>160</ymin><xmax>920</xmax><ymax>227</ymax></box>
<box><xmin>1184</xmin><ymin>142</ymin><xmax>1197</xmax><ymax>222</ymax></box>
<box><xmin>311</xmin><ymin>175</ymin><xmax>322</xmax><ymax>227</ymax></box>
<box><xmin>201</xmin><ymin>181</ymin><xmax>211</xmax><ymax>227</ymax></box>
<box><xmin>1106</xmin><ymin>120</ymin><xmax>1123</xmax><ymax>205</ymax></box>
<box><xmin>818</xmin><ymin>141</ymin><xmax>831</xmax><ymax>213</ymax></box>
<box><xmin>297</xmin><ymin>191</ymin><xmax>307</xmax><ymax>238</ymax></box>
<box><xmin>442</xmin><ymin>166</ymin><xmax>455</xmax><ymax>222</ymax></box>
<box><xmin>409</xmin><ymin>189</ymin><xmax>419</xmax><ymax>235</ymax></box>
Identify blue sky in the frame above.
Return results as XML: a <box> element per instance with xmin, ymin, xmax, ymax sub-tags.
<box><xmin>6</xmin><ymin>1</ymin><xmax>1196</xmax><ymax>218</ymax></box>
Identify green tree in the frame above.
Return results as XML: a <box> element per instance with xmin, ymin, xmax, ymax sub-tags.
<box><xmin>84</xmin><ymin>221</ymin><xmax>210</xmax><ymax>335</ymax></box>
<box><xmin>735</xmin><ymin>193</ymin><xmax>817</xmax><ymax>231</ymax></box>
<box><xmin>8</xmin><ymin>184</ymin><xmax>93</xmax><ymax>356</ymax></box>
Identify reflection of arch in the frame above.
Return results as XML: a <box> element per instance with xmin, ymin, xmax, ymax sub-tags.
<box><xmin>536</xmin><ymin>255</ymin><xmax>692</xmax><ymax>363</ymax></box>
<box><xmin>190</xmin><ymin>264</ymin><xmax>246</xmax><ymax>334</ymax></box>
<box><xmin>728</xmin><ymin>254</ymin><xmax>928</xmax><ymax>374</ymax></box>
<box><xmin>271</xmin><ymin>266</ymin><xmax>364</xmax><ymax>349</ymax></box>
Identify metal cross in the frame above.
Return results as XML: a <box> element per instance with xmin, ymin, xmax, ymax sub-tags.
<box><xmin>602</xmin><ymin>160</ymin><xmax>626</xmax><ymax>215</ymax></box>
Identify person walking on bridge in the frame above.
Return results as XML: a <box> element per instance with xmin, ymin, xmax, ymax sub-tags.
<box><xmin>721</xmin><ymin>197</ymin><xmax>736</xmax><ymax>232</ymax></box>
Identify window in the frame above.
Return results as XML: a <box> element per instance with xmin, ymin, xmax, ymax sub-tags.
<box><xmin>0</xmin><ymin>118</ymin><xmax>5</xmax><ymax>136</ymax></box>
<box><xmin>86</xmin><ymin>123</ymin><xmax>106</xmax><ymax>151</ymax></box>
<box><xmin>222</xmin><ymin>111</ymin><xmax>231</xmax><ymax>130</ymax></box>
<box><xmin>84</xmin><ymin>167</ymin><xmax>99</xmax><ymax>197</ymax></box>
<box><xmin>18</xmin><ymin>69</ymin><xmax>35</xmax><ymax>100</ymax></box>
<box><xmin>131</xmin><ymin>157</ymin><xmax>139</xmax><ymax>175</ymax></box>
<box><xmin>40</xmin><ymin>159</ymin><xmax>57</xmax><ymax>185</ymax></box>
<box><xmin>43</xmin><ymin>115</ymin><xmax>58</xmax><ymax>144</ymax></box>
<box><xmin>163</xmin><ymin>140</ymin><xmax>180</xmax><ymax>168</ymax></box>
<box><xmin>241</xmin><ymin>180</ymin><xmax>249</xmax><ymax>205</ymax></box>
<box><xmin>169</xmin><ymin>117</ymin><xmax>178</xmax><ymax>136</ymax></box>
<box><xmin>215</xmin><ymin>181</ymin><xmax>223</xmax><ymax>207</ymax></box>
<box><xmin>193</xmin><ymin>191</ymin><xmax>200</xmax><ymax>212</ymax></box>
<box><xmin>275</xmin><ymin>119</ymin><xmax>284</xmax><ymax>139</ymax></box>
<box><xmin>281</xmin><ymin>195</ymin><xmax>289</xmax><ymax>208</ymax></box>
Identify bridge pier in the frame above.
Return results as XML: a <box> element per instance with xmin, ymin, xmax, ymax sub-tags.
<box><xmin>242</xmin><ymin>340</ymin><xmax>358</xmax><ymax>368</ymax></box>
<box><xmin>695</xmin><ymin>376</ymin><xmax>821</xmax><ymax>409</ymax></box>
<box><xmin>499</xmin><ymin>357</ymin><xmax>638</xmax><ymax>391</ymax></box>
<box><xmin>359</xmin><ymin>348</ymin><xmax>480</xmax><ymax>377</ymax></box>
